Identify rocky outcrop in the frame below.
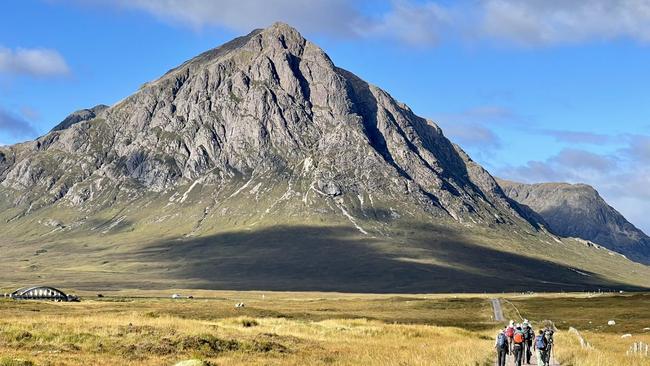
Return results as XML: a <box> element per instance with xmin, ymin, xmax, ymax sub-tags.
<box><xmin>50</xmin><ymin>104</ymin><xmax>109</xmax><ymax>132</ymax></box>
<box><xmin>498</xmin><ymin>179</ymin><xmax>650</xmax><ymax>264</ymax></box>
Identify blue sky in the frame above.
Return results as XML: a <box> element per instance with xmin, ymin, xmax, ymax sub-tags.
<box><xmin>1</xmin><ymin>0</ymin><xmax>649</xmax><ymax>232</ymax></box>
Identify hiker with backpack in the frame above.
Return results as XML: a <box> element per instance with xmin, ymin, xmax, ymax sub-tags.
<box><xmin>505</xmin><ymin>320</ymin><xmax>515</xmax><ymax>354</ymax></box>
<box><xmin>522</xmin><ymin>319</ymin><xmax>534</xmax><ymax>364</ymax></box>
<box><xmin>534</xmin><ymin>329</ymin><xmax>548</xmax><ymax>366</ymax></box>
<box><xmin>512</xmin><ymin>325</ymin><xmax>525</xmax><ymax>366</ymax></box>
<box><xmin>495</xmin><ymin>327</ymin><xmax>510</xmax><ymax>366</ymax></box>
<box><xmin>543</xmin><ymin>328</ymin><xmax>555</xmax><ymax>366</ymax></box>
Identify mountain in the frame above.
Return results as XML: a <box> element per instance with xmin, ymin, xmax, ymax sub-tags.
<box><xmin>1</xmin><ymin>23</ymin><xmax>649</xmax><ymax>293</ymax></box>
<box><xmin>50</xmin><ymin>104</ymin><xmax>109</xmax><ymax>132</ymax></box>
<box><xmin>498</xmin><ymin>179</ymin><xmax>650</xmax><ymax>264</ymax></box>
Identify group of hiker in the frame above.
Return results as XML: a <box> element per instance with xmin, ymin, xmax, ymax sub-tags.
<box><xmin>495</xmin><ymin>319</ymin><xmax>554</xmax><ymax>366</ymax></box>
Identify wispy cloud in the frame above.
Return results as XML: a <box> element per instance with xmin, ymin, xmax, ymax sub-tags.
<box><xmin>434</xmin><ymin>105</ymin><xmax>524</xmax><ymax>151</ymax></box>
<box><xmin>442</xmin><ymin>123</ymin><xmax>501</xmax><ymax>150</ymax></box>
<box><xmin>498</xmin><ymin>149</ymin><xmax>616</xmax><ymax>184</ymax></box>
<box><xmin>622</xmin><ymin>134</ymin><xmax>650</xmax><ymax>163</ymax></box>
<box><xmin>0</xmin><ymin>46</ymin><xmax>70</xmax><ymax>77</ymax></box>
<box><xmin>359</xmin><ymin>1</ymin><xmax>451</xmax><ymax>46</ymax></box>
<box><xmin>92</xmin><ymin>0</ymin><xmax>452</xmax><ymax>45</ymax></box>
<box><xmin>550</xmin><ymin>148</ymin><xmax>617</xmax><ymax>172</ymax></box>
<box><xmin>482</xmin><ymin>0</ymin><xmax>650</xmax><ymax>46</ymax></box>
<box><xmin>78</xmin><ymin>0</ymin><xmax>650</xmax><ymax>47</ymax></box>
<box><xmin>0</xmin><ymin>107</ymin><xmax>39</xmax><ymax>138</ymax></box>
<box><xmin>106</xmin><ymin>0</ymin><xmax>362</xmax><ymax>36</ymax></box>
<box><xmin>540</xmin><ymin>129</ymin><xmax>613</xmax><ymax>144</ymax></box>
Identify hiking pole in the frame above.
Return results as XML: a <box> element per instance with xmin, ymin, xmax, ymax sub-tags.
<box><xmin>551</xmin><ymin>345</ymin><xmax>555</xmax><ymax>366</ymax></box>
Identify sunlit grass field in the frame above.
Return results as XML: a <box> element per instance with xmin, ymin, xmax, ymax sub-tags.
<box><xmin>504</xmin><ymin>293</ymin><xmax>650</xmax><ymax>366</ymax></box>
<box><xmin>1</xmin><ymin>291</ymin><xmax>649</xmax><ymax>365</ymax></box>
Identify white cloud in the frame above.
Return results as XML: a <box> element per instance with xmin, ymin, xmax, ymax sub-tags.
<box><xmin>79</xmin><ymin>0</ymin><xmax>438</xmax><ymax>46</ymax></box>
<box><xmin>359</xmin><ymin>1</ymin><xmax>450</xmax><ymax>46</ymax></box>
<box><xmin>103</xmin><ymin>0</ymin><xmax>452</xmax><ymax>46</ymax></box>
<box><xmin>481</xmin><ymin>0</ymin><xmax>650</xmax><ymax>46</ymax></box>
<box><xmin>550</xmin><ymin>148</ymin><xmax>617</xmax><ymax>172</ymax></box>
<box><xmin>434</xmin><ymin>105</ymin><xmax>524</xmax><ymax>152</ymax></box>
<box><xmin>68</xmin><ymin>0</ymin><xmax>650</xmax><ymax>47</ymax></box>
<box><xmin>0</xmin><ymin>46</ymin><xmax>70</xmax><ymax>77</ymax></box>
<box><xmin>111</xmin><ymin>0</ymin><xmax>362</xmax><ymax>36</ymax></box>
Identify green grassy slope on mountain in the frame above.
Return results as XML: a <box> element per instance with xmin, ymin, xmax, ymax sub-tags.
<box><xmin>1</xmin><ymin>183</ymin><xmax>649</xmax><ymax>293</ymax></box>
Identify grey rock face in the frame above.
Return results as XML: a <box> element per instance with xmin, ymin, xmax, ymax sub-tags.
<box><xmin>0</xmin><ymin>23</ymin><xmax>537</xmax><ymax>232</ymax></box>
<box><xmin>498</xmin><ymin>179</ymin><xmax>650</xmax><ymax>264</ymax></box>
<box><xmin>50</xmin><ymin>104</ymin><xmax>109</xmax><ymax>132</ymax></box>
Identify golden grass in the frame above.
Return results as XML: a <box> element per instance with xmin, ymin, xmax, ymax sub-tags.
<box><xmin>553</xmin><ymin>329</ymin><xmax>650</xmax><ymax>365</ymax></box>
<box><xmin>2</xmin><ymin>292</ymin><xmax>650</xmax><ymax>365</ymax></box>
<box><xmin>0</xmin><ymin>299</ymin><xmax>495</xmax><ymax>365</ymax></box>
<box><xmin>500</xmin><ymin>292</ymin><xmax>650</xmax><ymax>365</ymax></box>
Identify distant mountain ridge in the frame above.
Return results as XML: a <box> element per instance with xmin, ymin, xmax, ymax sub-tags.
<box><xmin>0</xmin><ymin>23</ymin><xmax>649</xmax><ymax>292</ymax></box>
<box><xmin>498</xmin><ymin>179</ymin><xmax>650</xmax><ymax>264</ymax></box>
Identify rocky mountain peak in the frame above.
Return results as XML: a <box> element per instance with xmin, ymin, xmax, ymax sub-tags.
<box><xmin>261</xmin><ymin>21</ymin><xmax>307</xmax><ymax>46</ymax></box>
<box><xmin>0</xmin><ymin>22</ymin><xmax>538</xmax><ymax>232</ymax></box>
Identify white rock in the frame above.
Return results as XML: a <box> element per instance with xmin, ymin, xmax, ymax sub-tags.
<box><xmin>608</xmin><ymin>320</ymin><xmax>616</xmax><ymax>326</ymax></box>
<box><xmin>174</xmin><ymin>360</ymin><xmax>208</xmax><ymax>366</ymax></box>
<box><xmin>621</xmin><ymin>334</ymin><xmax>632</xmax><ymax>338</ymax></box>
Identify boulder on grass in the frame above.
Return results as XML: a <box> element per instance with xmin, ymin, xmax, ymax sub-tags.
<box><xmin>174</xmin><ymin>360</ymin><xmax>209</xmax><ymax>366</ymax></box>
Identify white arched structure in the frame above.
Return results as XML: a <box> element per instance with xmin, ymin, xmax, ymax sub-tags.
<box><xmin>10</xmin><ymin>286</ymin><xmax>77</xmax><ymax>301</ymax></box>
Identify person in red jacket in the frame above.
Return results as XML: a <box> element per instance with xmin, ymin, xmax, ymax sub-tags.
<box><xmin>505</xmin><ymin>320</ymin><xmax>515</xmax><ymax>354</ymax></box>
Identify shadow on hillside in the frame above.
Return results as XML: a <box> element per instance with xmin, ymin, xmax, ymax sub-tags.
<box><xmin>126</xmin><ymin>224</ymin><xmax>647</xmax><ymax>293</ymax></box>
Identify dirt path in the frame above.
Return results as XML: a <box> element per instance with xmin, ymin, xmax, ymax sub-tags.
<box><xmin>491</xmin><ymin>299</ymin><xmax>560</xmax><ymax>365</ymax></box>
<box><xmin>491</xmin><ymin>298</ymin><xmax>505</xmax><ymax>322</ymax></box>
<box><xmin>500</xmin><ymin>349</ymin><xmax>560</xmax><ymax>366</ymax></box>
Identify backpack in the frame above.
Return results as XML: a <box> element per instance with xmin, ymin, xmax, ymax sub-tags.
<box><xmin>513</xmin><ymin>332</ymin><xmax>524</xmax><ymax>344</ymax></box>
<box><xmin>497</xmin><ymin>333</ymin><xmax>508</xmax><ymax>349</ymax></box>
<box><xmin>522</xmin><ymin>325</ymin><xmax>532</xmax><ymax>340</ymax></box>
<box><xmin>505</xmin><ymin>327</ymin><xmax>514</xmax><ymax>337</ymax></box>
<box><xmin>544</xmin><ymin>330</ymin><xmax>554</xmax><ymax>345</ymax></box>
<box><xmin>535</xmin><ymin>335</ymin><xmax>547</xmax><ymax>350</ymax></box>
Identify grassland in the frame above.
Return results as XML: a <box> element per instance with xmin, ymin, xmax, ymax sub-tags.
<box><xmin>502</xmin><ymin>293</ymin><xmax>650</xmax><ymax>366</ymax></box>
<box><xmin>1</xmin><ymin>291</ymin><xmax>650</xmax><ymax>365</ymax></box>
<box><xmin>3</xmin><ymin>172</ymin><xmax>650</xmax><ymax>296</ymax></box>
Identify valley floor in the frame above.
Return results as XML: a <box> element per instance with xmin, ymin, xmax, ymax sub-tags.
<box><xmin>0</xmin><ymin>290</ymin><xmax>649</xmax><ymax>365</ymax></box>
